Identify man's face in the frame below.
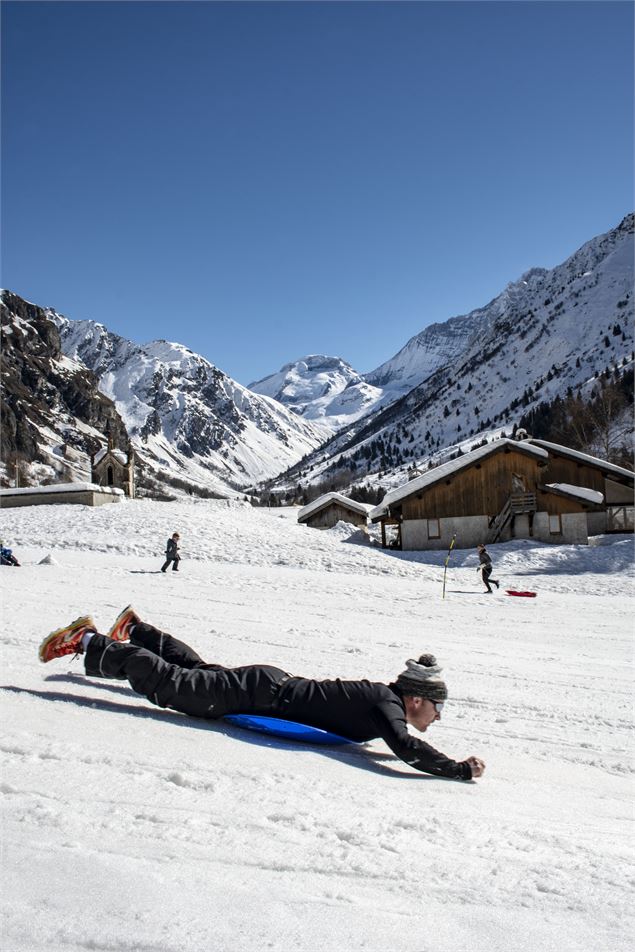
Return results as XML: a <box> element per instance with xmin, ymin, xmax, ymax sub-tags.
<box><xmin>404</xmin><ymin>696</ymin><xmax>441</xmax><ymax>732</ymax></box>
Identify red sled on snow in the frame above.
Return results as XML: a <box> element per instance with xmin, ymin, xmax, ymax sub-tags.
<box><xmin>506</xmin><ymin>590</ymin><xmax>537</xmax><ymax>598</ymax></box>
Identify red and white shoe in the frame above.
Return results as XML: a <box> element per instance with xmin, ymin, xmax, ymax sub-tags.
<box><xmin>107</xmin><ymin>605</ymin><xmax>140</xmax><ymax>642</ymax></box>
<box><xmin>39</xmin><ymin>616</ymin><xmax>96</xmax><ymax>663</ymax></box>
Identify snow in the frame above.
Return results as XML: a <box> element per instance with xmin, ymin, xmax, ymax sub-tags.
<box><xmin>370</xmin><ymin>439</ymin><xmax>549</xmax><ymax>518</ymax></box>
<box><xmin>1</xmin><ymin>499</ymin><xmax>633</xmax><ymax>951</ymax></box>
<box><xmin>297</xmin><ymin>492</ymin><xmax>372</xmax><ymax>522</ymax></box>
<box><xmin>0</xmin><ymin>482</ymin><xmax>124</xmax><ymax>497</ymax></box>
<box><xmin>545</xmin><ymin>483</ymin><xmax>605</xmax><ymax>505</ymax></box>
<box><xmin>93</xmin><ymin>448</ymin><xmax>128</xmax><ymax>466</ymax></box>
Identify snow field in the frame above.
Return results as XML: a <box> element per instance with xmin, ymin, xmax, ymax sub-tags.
<box><xmin>0</xmin><ymin>499</ymin><xmax>633</xmax><ymax>951</ymax></box>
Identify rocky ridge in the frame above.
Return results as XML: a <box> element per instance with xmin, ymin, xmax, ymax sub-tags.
<box><xmin>0</xmin><ymin>290</ymin><xmax>129</xmax><ymax>484</ymax></box>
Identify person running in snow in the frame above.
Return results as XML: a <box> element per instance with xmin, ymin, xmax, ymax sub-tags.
<box><xmin>476</xmin><ymin>543</ymin><xmax>499</xmax><ymax>593</ymax></box>
<box><xmin>38</xmin><ymin>608</ymin><xmax>486</xmax><ymax>782</ymax></box>
<box><xmin>161</xmin><ymin>533</ymin><xmax>181</xmax><ymax>573</ymax></box>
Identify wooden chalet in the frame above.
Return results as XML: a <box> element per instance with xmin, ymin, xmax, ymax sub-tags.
<box><xmin>528</xmin><ymin>440</ymin><xmax>634</xmax><ymax>535</ymax></box>
<box><xmin>369</xmin><ymin>437</ymin><xmax>634</xmax><ymax>551</ymax></box>
<box><xmin>298</xmin><ymin>492</ymin><xmax>371</xmax><ymax>530</ymax></box>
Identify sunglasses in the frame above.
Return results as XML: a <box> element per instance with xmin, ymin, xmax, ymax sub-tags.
<box><xmin>430</xmin><ymin>700</ymin><xmax>444</xmax><ymax>713</ymax></box>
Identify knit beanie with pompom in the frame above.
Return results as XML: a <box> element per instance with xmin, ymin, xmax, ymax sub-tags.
<box><xmin>394</xmin><ymin>654</ymin><xmax>448</xmax><ymax>701</ymax></box>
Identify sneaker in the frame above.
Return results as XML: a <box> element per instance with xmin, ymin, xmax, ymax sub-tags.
<box><xmin>107</xmin><ymin>605</ymin><xmax>140</xmax><ymax>642</ymax></box>
<box><xmin>39</xmin><ymin>616</ymin><xmax>95</xmax><ymax>663</ymax></box>
<box><xmin>494</xmin><ymin>580</ymin><xmax>500</xmax><ymax>589</ymax></box>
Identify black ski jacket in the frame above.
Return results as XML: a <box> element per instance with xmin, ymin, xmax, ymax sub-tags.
<box><xmin>276</xmin><ymin>676</ymin><xmax>472</xmax><ymax>780</ymax></box>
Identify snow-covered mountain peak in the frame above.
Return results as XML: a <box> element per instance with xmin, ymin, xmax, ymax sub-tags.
<box><xmin>250</xmin><ymin>354</ymin><xmax>358</xmax><ymax>396</ymax></box>
<box><xmin>249</xmin><ymin>354</ymin><xmax>382</xmax><ymax>431</ymax></box>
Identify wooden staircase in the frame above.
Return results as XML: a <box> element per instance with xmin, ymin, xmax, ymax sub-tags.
<box><xmin>488</xmin><ymin>492</ymin><xmax>537</xmax><ymax>543</ymax></box>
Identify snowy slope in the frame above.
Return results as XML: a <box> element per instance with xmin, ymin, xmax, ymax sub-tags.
<box><xmin>364</xmin><ymin>306</ymin><xmax>495</xmax><ymax>394</ymax></box>
<box><xmin>0</xmin><ymin>499</ymin><xmax>633</xmax><ymax>952</ymax></box>
<box><xmin>53</xmin><ymin>316</ymin><xmax>328</xmax><ymax>493</ymax></box>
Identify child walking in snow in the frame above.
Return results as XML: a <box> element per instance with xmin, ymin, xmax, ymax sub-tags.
<box><xmin>161</xmin><ymin>533</ymin><xmax>181</xmax><ymax>573</ymax></box>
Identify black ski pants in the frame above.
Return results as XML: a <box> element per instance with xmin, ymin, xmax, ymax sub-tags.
<box><xmin>83</xmin><ymin>623</ymin><xmax>291</xmax><ymax>719</ymax></box>
<box><xmin>482</xmin><ymin>566</ymin><xmax>499</xmax><ymax>592</ymax></box>
<box><xmin>161</xmin><ymin>555</ymin><xmax>180</xmax><ymax>572</ymax></box>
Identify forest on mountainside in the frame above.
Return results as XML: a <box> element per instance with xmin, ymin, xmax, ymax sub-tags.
<box><xmin>519</xmin><ymin>363</ymin><xmax>634</xmax><ymax>468</ymax></box>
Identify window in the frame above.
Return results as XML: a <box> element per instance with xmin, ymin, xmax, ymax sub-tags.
<box><xmin>549</xmin><ymin>514</ymin><xmax>562</xmax><ymax>535</ymax></box>
<box><xmin>427</xmin><ymin>518</ymin><xmax>441</xmax><ymax>539</ymax></box>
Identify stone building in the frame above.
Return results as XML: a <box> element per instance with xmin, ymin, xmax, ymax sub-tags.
<box><xmin>91</xmin><ymin>436</ymin><xmax>136</xmax><ymax>498</ymax></box>
<box><xmin>0</xmin><ymin>483</ymin><xmax>125</xmax><ymax>509</ymax></box>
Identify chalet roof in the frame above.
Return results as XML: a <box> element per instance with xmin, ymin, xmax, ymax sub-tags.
<box><xmin>0</xmin><ymin>482</ymin><xmax>125</xmax><ymax>497</ymax></box>
<box><xmin>528</xmin><ymin>440</ymin><xmax>634</xmax><ymax>482</ymax></box>
<box><xmin>298</xmin><ymin>492</ymin><xmax>372</xmax><ymax>524</ymax></box>
<box><xmin>543</xmin><ymin>483</ymin><xmax>604</xmax><ymax>506</ymax></box>
<box><xmin>369</xmin><ymin>439</ymin><xmax>549</xmax><ymax>520</ymax></box>
<box><xmin>94</xmin><ymin>448</ymin><xmax>129</xmax><ymax>466</ymax></box>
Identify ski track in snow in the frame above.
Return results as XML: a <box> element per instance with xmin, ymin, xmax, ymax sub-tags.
<box><xmin>0</xmin><ymin>499</ymin><xmax>633</xmax><ymax>951</ymax></box>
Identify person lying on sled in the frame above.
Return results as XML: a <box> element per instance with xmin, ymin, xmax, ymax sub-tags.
<box><xmin>39</xmin><ymin>608</ymin><xmax>486</xmax><ymax>781</ymax></box>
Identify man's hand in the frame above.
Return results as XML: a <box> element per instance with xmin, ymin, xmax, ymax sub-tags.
<box><xmin>466</xmin><ymin>756</ymin><xmax>486</xmax><ymax>778</ymax></box>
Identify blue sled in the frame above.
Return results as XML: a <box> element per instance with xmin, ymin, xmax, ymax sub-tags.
<box><xmin>224</xmin><ymin>713</ymin><xmax>358</xmax><ymax>746</ymax></box>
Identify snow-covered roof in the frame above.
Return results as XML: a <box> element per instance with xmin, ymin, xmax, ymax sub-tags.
<box><xmin>543</xmin><ymin>483</ymin><xmax>604</xmax><ymax>506</ymax></box>
<box><xmin>369</xmin><ymin>439</ymin><xmax>549</xmax><ymax>520</ymax></box>
<box><xmin>94</xmin><ymin>448</ymin><xmax>128</xmax><ymax>466</ymax></box>
<box><xmin>0</xmin><ymin>482</ymin><xmax>124</xmax><ymax>497</ymax></box>
<box><xmin>298</xmin><ymin>492</ymin><xmax>372</xmax><ymax>523</ymax></box>
<box><xmin>529</xmin><ymin>440</ymin><xmax>634</xmax><ymax>481</ymax></box>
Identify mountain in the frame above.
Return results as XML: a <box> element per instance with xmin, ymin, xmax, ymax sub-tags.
<box><xmin>249</xmin><ymin>319</ymin><xmax>496</xmax><ymax>436</ymax></box>
<box><xmin>0</xmin><ymin>290</ymin><xmax>129</xmax><ymax>484</ymax></box>
<box><xmin>52</xmin><ymin>317</ymin><xmax>328</xmax><ymax>495</ymax></box>
<box><xmin>249</xmin><ymin>355</ymin><xmax>383</xmax><ymax>431</ymax></box>
<box><xmin>266</xmin><ymin>213</ymin><xmax>634</xmax><ymax>495</ymax></box>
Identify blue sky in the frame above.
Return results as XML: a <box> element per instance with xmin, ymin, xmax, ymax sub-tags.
<box><xmin>2</xmin><ymin>1</ymin><xmax>633</xmax><ymax>385</ymax></box>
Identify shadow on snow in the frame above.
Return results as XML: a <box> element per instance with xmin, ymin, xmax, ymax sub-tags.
<box><xmin>2</xmin><ymin>677</ymin><xmax>457</xmax><ymax>782</ymax></box>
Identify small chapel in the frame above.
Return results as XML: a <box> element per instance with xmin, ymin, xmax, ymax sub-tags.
<box><xmin>91</xmin><ymin>435</ymin><xmax>136</xmax><ymax>498</ymax></box>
